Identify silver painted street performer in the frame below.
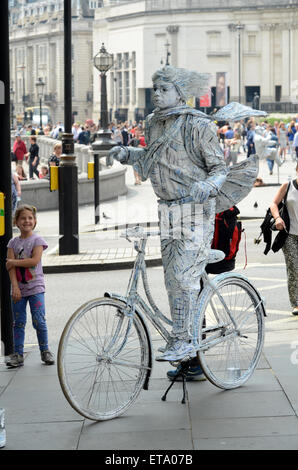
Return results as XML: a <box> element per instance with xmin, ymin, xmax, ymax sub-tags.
<box><xmin>110</xmin><ymin>65</ymin><xmax>266</xmax><ymax>363</ymax></box>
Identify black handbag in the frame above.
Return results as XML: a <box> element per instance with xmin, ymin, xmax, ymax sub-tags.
<box><xmin>255</xmin><ymin>182</ymin><xmax>290</xmax><ymax>254</ymax></box>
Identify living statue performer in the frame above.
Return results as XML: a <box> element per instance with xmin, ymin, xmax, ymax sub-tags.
<box><xmin>109</xmin><ymin>66</ymin><xmax>266</xmax><ymax>363</ymax></box>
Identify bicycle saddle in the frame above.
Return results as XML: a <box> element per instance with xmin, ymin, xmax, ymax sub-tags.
<box><xmin>206</xmin><ymin>249</ymin><xmax>225</xmax><ymax>264</ymax></box>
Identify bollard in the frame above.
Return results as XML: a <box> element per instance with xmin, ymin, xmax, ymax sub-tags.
<box><xmin>87</xmin><ymin>161</ymin><xmax>94</xmax><ymax>179</ymax></box>
<box><xmin>50</xmin><ymin>166</ymin><xmax>59</xmax><ymax>191</ymax></box>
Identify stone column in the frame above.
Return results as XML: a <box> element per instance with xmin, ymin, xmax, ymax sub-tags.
<box><xmin>260</xmin><ymin>24</ymin><xmax>275</xmax><ymax>102</ymax></box>
<box><xmin>166</xmin><ymin>25</ymin><xmax>179</xmax><ymax>67</ymax></box>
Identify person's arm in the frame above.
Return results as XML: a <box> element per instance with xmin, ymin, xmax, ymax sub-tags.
<box><xmin>190</xmin><ymin>120</ymin><xmax>227</xmax><ymax>203</ymax></box>
<box><xmin>270</xmin><ymin>182</ymin><xmax>289</xmax><ymax>230</ymax></box>
<box><xmin>6</xmin><ymin>248</ymin><xmax>22</xmax><ymax>302</ymax></box>
<box><xmin>13</xmin><ymin>174</ymin><xmax>21</xmax><ymax>197</ymax></box>
<box><xmin>6</xmin><ymin>245</ymin><xmax>43</xmax><ymax>270</ymax></box>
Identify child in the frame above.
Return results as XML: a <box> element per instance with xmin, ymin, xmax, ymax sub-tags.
<box><xmin>39</xmin><ymin>165</ymin><xmax>49</xmax><ymax>179</ymax></box>
<box><xmin>5</xmin><ymin>205</ymin><xmax>54</xmax><ymax>368</ymax></box>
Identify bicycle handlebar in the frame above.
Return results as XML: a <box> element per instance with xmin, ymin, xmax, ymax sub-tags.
<box><xmin>120</xmin><ymin>226</ymin><xmax>160</xmax><ymax>240</ymax></box>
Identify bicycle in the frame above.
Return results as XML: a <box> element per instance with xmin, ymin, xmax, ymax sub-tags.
<box><xmin>57</xmin><ymin>225</ymin><xmax>266</xmax><ymax>421</ymax></box>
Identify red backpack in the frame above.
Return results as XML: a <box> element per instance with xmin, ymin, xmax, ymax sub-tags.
<box><xmin>206</xmin><ymin>206</ymin><xmax>242</xmax><ymax>274</ymax></box>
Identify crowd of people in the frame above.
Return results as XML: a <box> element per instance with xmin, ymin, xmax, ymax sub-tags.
<box><xmin>215</xmin><ymin>116</ymin><xmax>298</xmax><ymax>171</ymax></box>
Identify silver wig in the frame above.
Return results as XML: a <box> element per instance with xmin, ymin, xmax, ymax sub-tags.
<box><xmin>152</xmin><ymin>65</ymin><xmax>210</xmax><ymax>102</ymax></box>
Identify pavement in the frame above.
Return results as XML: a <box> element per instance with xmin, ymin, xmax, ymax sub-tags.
<box><xmin>1</xmin><ymin>152</ymin><xmax>298</xmax><ymax>451</ymax></box>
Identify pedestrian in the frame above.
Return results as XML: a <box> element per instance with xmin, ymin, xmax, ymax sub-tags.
<box><xmin>12</xmin><ymin>133</ymin><xmax>27</xmax><ymax>168</ymax></box>
<box><xmin>287</xmin><ymin>120</ymin><xmax>297</xmax><ymax>161</ymax></box>
<box><xmin>121</xmin><ymin>122</ymin><xmax>129</xmax><ymax>146</ymax></box>
<box><xmin>77</xmin><ymin>126</ymin><xmax>88</xmax><ymax>145</ymax></box>
<box><xmin>5</xmin><ymin>204</ymin><xmax>55</xmax><ymax>368</ymax></box>
<box><xmin>25</xmin><ymin>136</ymin><xmax>40</xmax><ymax>180</ymax></box>
<box><xmin>270</xmin><ymin>164</ymin><xmax>298</xmax><ymax>315</ymax></box>
<box><xmin>112</xmin><ymin>124</ymin><xmax>123</xmax><ymax>145</ymax></box>
<box><xmin>293</xmin><ymin>123</ymin><xmax>298</xmax><ymax>161</ymax></box>
<box><xmin>15</xmin><ymin>165</ymin><xmax>27</xmax><ymax>181</ymax></box>
<box><xmin>11</xmin><ymin>173</ymin><xmax>21</xmax><ymax>216</ymax></box>
<box><xmin>277</xmin><ymin>122</ymin><xmax>288</xmax><ymax>162</ymax></box>
<box><xmin>129</xmin><ymin>127</ymin><xmax>145</xmax><ymax>185</ymax></box>
<box><xmin>246</xmin><ymin>122</ymin><xmax>256</xmax><ymax>158</ymax></box>
<box><xmin>48</xmin><ymin>142</ymin><xmax>62</xmax><ymax>168</ymax></box>
<box><xmin>266</xmin><ymin>126</ymin><xmax>278</xmax><ymax>175</ymax></box>
<box><xmin>39</xmin><ymin>166</ymin><xmax>49</xmax><ymax>179</ymax></box>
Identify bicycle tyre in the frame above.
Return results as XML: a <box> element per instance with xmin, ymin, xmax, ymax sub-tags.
<box><xmin>197</xmin><ymin>274</ymin><xmax>265</xmax><ymax>390</ymax></box>
<box><xmin>58</xmin><ymin>297</ymin><xmax>151</xmax><ymax>421</ymax></box>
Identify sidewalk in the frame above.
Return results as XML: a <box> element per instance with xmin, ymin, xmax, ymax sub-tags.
<box><xmin>35</xmin><ymin>153</ymin><xmax>297</xmax><ymax>273</ymax></box>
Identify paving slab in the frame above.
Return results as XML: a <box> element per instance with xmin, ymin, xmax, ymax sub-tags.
<box><xmin>194</xmin><ymin>434</ymin><xmax>298</xmax><ymax>450</ymax></box>
<box><xmin>2</xmin><ymin>421</ymin><xmax>83</xmax><ymax>451</ymax></box>
<box><xmin>78</xmin><ymin>428</ymin><xmax>193</xmax><ymax>451</ymax></box>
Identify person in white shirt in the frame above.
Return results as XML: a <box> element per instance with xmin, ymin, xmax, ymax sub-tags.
<box><xmin>270</xmin><ymin>162</ymin><xmax>298</xmax><ymax>315</ymax></box>
<box><xmin>293</xmin><ymin>123</ymin><xmax>298</xmax><ymax>161</ymax></box>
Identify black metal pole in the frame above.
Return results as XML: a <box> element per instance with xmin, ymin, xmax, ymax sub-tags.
<box><xmin>0</xmin><ymin>0</ymin><xmax>14</xmax><ymax>357</ymax></box>
<box><xmin>59</xmin><ymin>0</ymin><xmax>79</xmax><ymax>255</ymax></box>
<box><xmin>64</xmin><ymin>0</ymin><xmax>72</xmax><ymax>135</ymax></box>
<box><xmin>100</xmin><ymin>72</ymin><xmax>108</xmax><ymax>129</ymax></box>
<box><xmin>94</xmin><ymin>153</ymin><xmax>100</xmax><ymax>224</ymax></box>
<box><xmin>238</xmin><ymin>31</ymin><xmax>241</xmax><ymax>104</ymax></box>
<box><xmin>39</xmin><ymin>97</ymin><xmax>42</xmax><ymax>129</ymax></box>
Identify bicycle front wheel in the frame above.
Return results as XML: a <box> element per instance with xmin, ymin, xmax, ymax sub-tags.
<box><xmin>58</xmin><ymin>298</ymin><xmax>151</xmax><ymax>421</ymax></box>
<box><xmin>197</xmin><ymin>274</ymin><xmax>265</xmax><ymax>389</ymax></box>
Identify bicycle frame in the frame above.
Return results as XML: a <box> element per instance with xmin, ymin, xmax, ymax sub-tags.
<box><xmin>105</xmin><ymin>235</ymin><xmax>254</xmax><ymax>357</ymax></box>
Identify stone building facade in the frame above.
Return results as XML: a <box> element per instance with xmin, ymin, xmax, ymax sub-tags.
<box><xmin>9</xmin><ymin>0</ymin><xmax>95</xmax><ymax>125</ymax></box>
<box><xmin>93</xmin><ymin>0</ymin><xmax>298</xmax><ymax>122</ymax></box>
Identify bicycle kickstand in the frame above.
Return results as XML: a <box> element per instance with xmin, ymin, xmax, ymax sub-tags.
<box><xmin>161</xmin><ymin>361</ymin><xmax>190</xmax><ymax>404</ymax></box>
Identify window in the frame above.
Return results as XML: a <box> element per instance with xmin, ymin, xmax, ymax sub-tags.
<box><xmin>117</xmin><ymin>72</ymin><xmax>122</xmax><ymax>105</ymax></box>
<box><xmin>132</xmin><ymin>70</ymin><xmax>136</xmax><ymax>105</ymax></box>
<box><xmin>275</xmin><ymin>85</ymin><xmax>281</xmax><ymax>102</ymax></box>
<box><xmin>208</xmin><ymin>32</ymin><xmax>221</xmax><ymax>52</ymax></box>
<box><xmin>124</xmin><ymin>71</ymin><xmax>130</xmax><ymax>105</ymax></box>
<box><xmin>124</xmin><ymin>52</ymin><xmax>129</xmax><ymax>69</ymax></box>
<box><xmin>116</xmin><ymin>53</ymin><xmax>122</xmax><ymax>69</ymax></box>
<box><xmin>39</xmin><ymin>45</ymin><xmax>47</xmax><ymax>64</ymax></box>
<box><xmin>248</xmin><ymin>34</ymin><xmax>256</xmax><ymax>53</ymax></box>
<box><xmin>131</xmin><ymin>51</ymin><xmax>136</xmax><ymax>68</ymax></box>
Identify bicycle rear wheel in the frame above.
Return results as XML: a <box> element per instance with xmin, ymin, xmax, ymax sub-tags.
<box><xmin>197</xmin><ymin>274</ymin><xmax>265</xmax><ymax>389</ymax></box>
<box><xmin>58</xmin><ymin>298</ymin><xmax>151</xmax><ymax>421</ymax></box>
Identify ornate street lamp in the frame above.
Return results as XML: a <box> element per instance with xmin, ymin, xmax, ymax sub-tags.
<box><xmin>35</xmin><ymin>77</ymin><xmax>45</xmax><ymax>129</ymax></box>
<box><xmin>92</xmin><ymin>43</ymin><xmax>116</xmax><ymax>224</ymax></box>
<box><xmin>235</xmin><ymin>22</ymin><xmax>244</xmax><ymax>104</ymax></box>
<box><xmin>10</xmin><ymin>87</ymin><xmax>15</xmax><ymax>129</ymax></box>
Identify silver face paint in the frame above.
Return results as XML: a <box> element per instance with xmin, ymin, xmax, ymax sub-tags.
<box><xmin>152</xmin><ymin>81</ymin><xmax>183</xmax><ymax>110</ymax></box>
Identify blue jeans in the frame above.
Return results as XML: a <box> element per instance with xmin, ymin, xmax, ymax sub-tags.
<box><xmin>266</xmin><ymin>158</ymin><xmax>274</xmax><ymax>172</ymax></box>
<box><xmin>12</xmin><ymin>293</ymin><xmax>49</xmax><ymax>355</ymax></box>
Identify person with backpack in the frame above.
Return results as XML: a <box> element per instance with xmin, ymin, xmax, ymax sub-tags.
<box><xmin>270</xmin><ymin>164</ymin><xmax>298</xmax><ymax>315</ymax></box>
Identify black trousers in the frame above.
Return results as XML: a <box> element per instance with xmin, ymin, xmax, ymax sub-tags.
<box><xmin>29</xmin><ymin>158</ymin><xmax>39</xmax><ymax>179</ymax></box>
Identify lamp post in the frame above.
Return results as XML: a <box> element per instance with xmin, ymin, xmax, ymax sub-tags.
<box><xmin>10</xmin><ymin>87</ymin><xmax>15</xmax><ymax>129</ymax></box>
<box><xmin>92</xmin><ymin>43</ymin><xmax>116</xmax><ymax>225</ymax></box>
<box><xmin>0</xmin><ymin>0</ymin><xmax>14</xmax><ymax>357</ymax></box>
<box><xmin>165</xmin><ymin>41</ymin><xmax>171</xmax><ymax>66</ymax></box>
<box><xmin>35</xmin><ymin>77</ymin><xmax>45</xmax><ymax>130</ymax></box>
<box><xmin>58</xmin><ymin>0</ymin><xmax>79</xmax><ymax>255</ymax></box>
<box><xmin>235</xmin><ymin>22</ymin><xmax>244</xmax><ymax>104</ymax></box>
